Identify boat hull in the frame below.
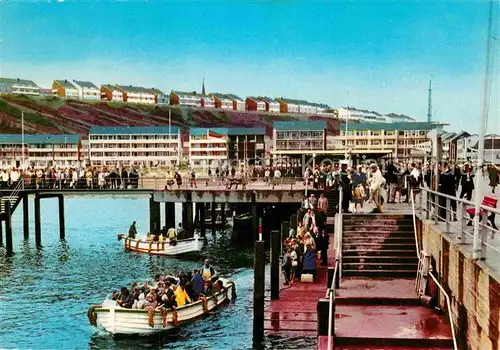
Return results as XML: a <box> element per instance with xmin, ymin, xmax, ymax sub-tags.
<box><xmin>94</xmin><ymin>286</ymin><xmax>233</xmax><ymax>335</ymax></box>
<box><xmin>123</xmin><ymin>236</ymin><xmax>203</xmax><ymax>256</ymax></box>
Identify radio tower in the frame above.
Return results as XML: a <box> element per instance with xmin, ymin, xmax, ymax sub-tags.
<box><xmin>427</xmin><ymin>79</ymin><xmax>432</xmax><ymax>123</ymax></box>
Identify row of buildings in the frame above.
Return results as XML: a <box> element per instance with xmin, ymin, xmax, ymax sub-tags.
<box><xmin>1</xmin><ymin>122</ymin><xmax>498</xmax><ymax>169</ymax></box>
<box><xmin>0</xmin><ymin>77</ymin><xmax>416</xmax><ymax>123</ymax></box>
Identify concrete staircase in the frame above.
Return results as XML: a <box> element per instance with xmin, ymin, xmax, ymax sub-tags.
<box><xmin>342</xmin><ymin>214</ymin><xmax>418</xmax><ymax>278</ymax></box>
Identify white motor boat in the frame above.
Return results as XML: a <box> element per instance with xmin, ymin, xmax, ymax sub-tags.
<box><xmin>87</xmin><ymin>281</ymin><xmax>236</xmax><ymax>335</ymax></box>
<box><xmin>118</xmin><ymin>233</ymin><xmax>203</xmax><ymax>256</ymax></box>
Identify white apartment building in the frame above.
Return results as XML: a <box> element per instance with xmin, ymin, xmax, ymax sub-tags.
<box><xmin>337</xmin><ymin>107</ymin><xmax>387</xmax><ymax>123</ymax></box>
<box><xmin>89</xmin><ymin>126</ymin><xmax>181</xmax><ymax>167</ymax></box>
<box><xmin>53</xmin><ymin>80</ymin><xmax>79</xmax><ymax>98</ymax></box>
<box><xmin>0</xmin><ymin>78</ymin><xmax>40</xmax><ymax>95</ymax></box>
<box><xmin>202</xmin><ymin>95</ymin><xmax>215</xmax><ymax>108</ymax></box>
<box><xmin>150</xmin><ymin>88</ymin><xmax>169</xmax><ymax>105</ymax></box>
<box><xmin>331</xmin><ymin>122</ymin><xmax>439</xmax><ymax>161</ymax></box>
<box><xmin>0</xmin><ymin>134</ymin><xmax>81</xmax><ymax>169</ymax></box>
<box><xmin>170</xmin><ymin>91</ymin><xmax>202</xmax><ymax>107</ymax></box>
<box><xmin>101</xmin><ymin>85</ymin><xmax>124</xmax><ymax>102</ymax></box>
<box><xmin>226</xmin><ymin>94</ymin><xmax>246</xmax><ymax>111</ymax></box>
<box><xmin>72</xmin><ymin>80</ymin><xmax>100</xmax><ymax>101</ymax></box>
<box><xmin>456</xmin><ymin>134</ymin><xmax>478</xmax><ymax>162</ymax></box>
<box><xmin>189</xmin><ymin>128</ymin><xmax>229</xmax><ymax>168</ymax></box>
<box><xmin>211</xmin><ymin>93</ymin><xmax>233</xmax><ymax>109</ymax></box>
<box><xmin>117</xmin><ymin>85</ymin><xmax>155</xmax><ymax>104</ymax></box>
<box><xmin>385</xmin><ymin>113</ymin><xmax>416</xmax><ymax>123</ymax></box>
<box><xmin>260</xmin><ymin>97</ymin><xmax>280</xmax><ymax>113</ymax></box>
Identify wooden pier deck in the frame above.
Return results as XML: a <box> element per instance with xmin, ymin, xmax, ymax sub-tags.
<box><xmin>264</xmin><ymin>232</ymin><xmax>336</xmax><ymax>344</ymax></box>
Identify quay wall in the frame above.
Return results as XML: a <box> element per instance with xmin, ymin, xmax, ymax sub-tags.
<box><xmin>419</xmin><ymin>218</ymin><xmax>499</xmax><ymax>350</ymax></box>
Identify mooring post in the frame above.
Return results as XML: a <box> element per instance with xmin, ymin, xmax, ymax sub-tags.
<box><xmin>165</xmin><ymin>202</ymin><xmax>175</xmax><ymax>229</ymax></box>
<box><xmin>270</xmin><ymin>229</ymin><xmax>280</xmax><ymax>300</ymax></box>
<box><xmin>253</xmin><ymin>240</ymin><xmax>265</xmax><ymax>345</ymax></box>
<box><xmin>5</xmin><ymin>200</ymin><xmax>13</xmax><ymax>256</ymax></box>
<box><xmin>280</xmin><ymin>221</ymin><xmax>289</xmax><ymax>256</ymax></box>
<box><xmin>317</xmin><ymin>298</ymin><xmax>335</xmax><ymax>336</ymax></box>
<box><xmin>290</xmin><ymin>214</ymin><xmax>297</xmax><ymax>232</ymax></box>
<box><xmin>149</xmin><ymin>195</ymin><xmax>155</xmax><ymax>234</ymax></box>
<box><xmin>220</xmin><ymin>203</ymin><xmax>226</xmax><ymax>224</ymax></box>
<box><xmin>251</xmin><ymin>192</ymin><xmax>257</xmax><ymax>240</ymax></box>
<box><xmin>34</xmin><ymin>193</ymin><xmax>41</xmax><ymax>247</ymax></box>
<box><xmin>23</xmin><ymin>194</ymin><xmax>29</xmax><ymax>240</ymax></box>
<box><xmin>58</xmin><ymin>194</ymin><xmax>65</xmax><ymax>240</ymax></box>
<box><xmin>211</xmin><ymin>202</ymin><xmax>217</xmax><ymax>234</ymax></box>
<box><xmin>185</xmin><ymin>194</ymin><xmax>194</xmax><ymax>237</ymax></box>
<box><xmin>199</xmin><ymin>203</ymin><xmax>206</xmax><ymax>237</ymax></box>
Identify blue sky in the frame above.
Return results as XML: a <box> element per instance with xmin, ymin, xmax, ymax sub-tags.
<box><xmin>1</xmin><ymin>1</ymin><xmax>498</xmax><ymax>133</ymax></box>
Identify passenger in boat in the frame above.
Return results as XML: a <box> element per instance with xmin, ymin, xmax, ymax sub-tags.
<box><xmin>146</xmin><ymin>292</ymin><xmax>158</xmax><ymax>308</ymax></box>
<box><xmin>136</xmin><ymin>293</ymin><xmax>148</xmax><ymax>309</ymax></box>
<box><xmin>118</xmin><ymin>287</ymin><xmax>135</xmax><ymax>309</ymax></box>
<box><xmin>212</xmin><ymin>280</ymin><xmax>224</xmax><ymax>294</ymax></box>
<box><xmin>201</xmin><ymin>280</ymin><xmax>212</xmax><ymax>296</ymax></box>
<box><xmin>175</xmin><ymin>282</ymin><xmax>192</xmax><ymax>307</ymax></box>
<box><xmin>167</xmin><ymin>227</ymin><xmax>178</xmax><ymax>246</ymax></box>
<box><xmin>201</xmin><ymin>259</ymin><xmax>217</xmax><ymax>282</ymax></box>
<box><xmin>192</xmin><ymin>269</ymin><xmax>204</xmax><ymax>299</ymax></box>
<box><xmin>162</xmin><ymin>282</ymin><xmax>177</xmax><ymax>308</ymax></box>
<box><xmin>128</xmin><ymin>221</ymin><xmax>137</xmax><ymax>239</ymax></box>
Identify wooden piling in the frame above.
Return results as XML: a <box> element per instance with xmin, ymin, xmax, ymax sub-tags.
<box><xmin>199</xmin><ymin>203</ymin><xmax>206</xmax><ymax>237</ymax></box>
<box><xmin>281</xmin><ymin>221</ymin><xmax>289</xmax><ymax>255</ymax></box>
<box><xmin>35</xmin><ymin>193</ymin><xmax>41</xmax><ymax>246</ymax></box>
<box><xmin>149</xmin><ymin>195</ymin><xmax>160</xmax><ymax>234</ymax></box>
<box><xmin>0</xmin><ymin>219</ymin><xmax>3</xmax><ymax>246</ymax></box>
<box><xmin>211</xmin><ymin>203</ymin><xmax>217</xmax><ymax>235</ymax></box>
<box><xmin>165</xmin><ymin>202</ymin><xmax>175</xmax><ymax>229</ymax></box>
<box><xmin>253</xmin><ymin>240</ymin><xmax>265</xmax><ymax>345</ymax></box>
<box><xmin>251</xmin><ymin>192</ymin><xmax>257</xmax><ymax>240</ymax></box>
<box><xmin>23</xmin><ymin>194</ymin><xmax>29</xmax><ymax>240</ymax></box>
<box><xmin>290</xmin><ymin>213</ymin><xmax>297</xmax><ymax>232</ymax></box>
<box><xmin>5</xmin><ymin>200</ymin><xmax>13</xmax><ymax>256</ymax></box>
<box><xmin>185</xmin><ymin>200</ymin><xmax>193</xmax><ymax>236</ymax></box>
<box><xmin>317</xmin><ymin>298</ymin><xmax>335</xmax><ymax>336</ymax></box>
<box><xmin>58</xmin><ymin>195</ymin><xmax>65</xmax><ymax>240</ymax></box>
<box><xmin>270</xmin><ymin>230</ymin><xmax>280</xmax><ymax>300</ymax></box>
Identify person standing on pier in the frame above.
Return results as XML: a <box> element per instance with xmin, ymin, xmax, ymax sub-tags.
<box><xmin>438</xmin><ymin>163</ymin><xmax>457</xmax><ymax>221</ymax></box>
<box><xmin>190</xmin><ymin>168</ymin><xmax>197</xmax><ymax>188</ymax></box>
<box><xmin>488</xmin><ymin>165</ymin><xmax>499</xmax><ymax>193</ymax></box>
<box><xmin>459</xmin><ymin>164</ymin><xmax>474</xmax><ymax>201</ymax></box>
<box><xmin>368</xmin><ymin>163</ymin><xmax>385</xmax><ymax>213</ymax></box>
<box><xmin>339</xmin><ymin>162</ymin><xmax>351</xmax><ymax>213</ymax></box>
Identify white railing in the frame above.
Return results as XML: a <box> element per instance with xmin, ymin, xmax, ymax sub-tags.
<box><xmin>410</xmin><ymin>189</ymin><xmax>458</xmax><ymax>350</ymax></box>
<box><xmin>325</xmin><ymin>187</ymin><xmax>343</xmax><ymax>350</ymax></box>
<box><xmin>417</xmin><ymin>187</ymin><xmax>499</xmax><ymax>259</ymax></box>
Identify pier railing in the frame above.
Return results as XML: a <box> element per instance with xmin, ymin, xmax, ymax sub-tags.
<box><xmin>15</xmin><ymin>176</ymin><xmax>322</xmax><ymax>191</ymax></box>
<box><xmin>411</xmin><ymin>189</ymin><xmax>461</xmax><ymax>350</ymax></box>
<box><xmin>325</xmin><ymin>187</ymin><xmax>343</xmax><ymax>350</ymax></box>
<box><xmin>415</xmin><ymin>187</ymin><xmax>499</xmax><ymax>260</ymax></box>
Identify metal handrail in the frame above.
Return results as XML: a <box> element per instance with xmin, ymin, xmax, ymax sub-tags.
<box><xmin>8</xmin><ymin>179</ymin><xmax>24</xmax><ymax>202</ymax></box>
<box><xmin>410</xmin><ymin>189</ymin><xmax>458</xmax><ymax>350</ymax></box>
<box><xmin>325</xmin><ymin>187</ymin><xmax>343</xmax><ymax>350</ymax></box>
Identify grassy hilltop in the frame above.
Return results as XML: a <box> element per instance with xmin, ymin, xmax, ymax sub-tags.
<box><xmin>0</xmin><ymin>94</ymin><xmax>340</xmax><ymax>136</ymax></box>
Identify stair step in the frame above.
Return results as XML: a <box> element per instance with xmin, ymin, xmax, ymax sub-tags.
<box><xmin>343</xmin><ymin>256</ymin><xmax>418</xmax><ymax>263</ymax></box>
<box><xmin>343</xmin><ymin>236</ymin><xmax>415</xmax><ymax>242</ymax></box>
<box><xmin>343</xmin><ymin>269</ymin><xmax>417</xmax><ymax>277</ymax></box>
<box><xmin>343</xmin><ymin>249</ymin><xmax>417</xmax><ymax>256</ymax></box>
<box><xmin>343</xmin><ymin>243</ymin><xmax>416</xmax><ymax>250</ymax></box>
<box><xmin>342</xmin><ymin>262</ymin><xmax>418</xmax><ymax>271</ymax></box>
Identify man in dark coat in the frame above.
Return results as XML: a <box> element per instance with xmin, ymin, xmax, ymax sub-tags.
<box><xmin>459</xmin><ymin>164</ymin><xmax>474</xmax><ymax>201</ymax></box>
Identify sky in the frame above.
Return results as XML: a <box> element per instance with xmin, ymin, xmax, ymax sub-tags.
<box><xmin>1</xmin><ymin>0</ymin><xmax>499</xmax><ymax>134</ymax></box>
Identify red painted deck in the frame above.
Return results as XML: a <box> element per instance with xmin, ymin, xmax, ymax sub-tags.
<box><xmin>264</xmin><ymin>233</ymin><xmax>336</xmax><ymax>345</ymax></box>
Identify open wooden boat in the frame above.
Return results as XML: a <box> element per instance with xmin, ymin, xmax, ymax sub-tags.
<box><xmin>118</xmin><ymin>234</ymin><xmax>203</xmax><ymax>256</ymax></box>
<box><xmin>88</xmin><ymin>281</ymin><xmax>236</xmax><ymax>335</ymax></box>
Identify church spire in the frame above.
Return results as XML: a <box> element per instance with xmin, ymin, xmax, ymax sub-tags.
<box><xmin>202</xmin><ymin>78</ymin><xmax>206</xmax><ymax>95</ymax></box>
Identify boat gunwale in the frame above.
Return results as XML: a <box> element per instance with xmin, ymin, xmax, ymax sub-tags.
<box><xmin>93</xmin><ymin>288</ymin><xmax>230</xmax><ymax>313</ymax></box>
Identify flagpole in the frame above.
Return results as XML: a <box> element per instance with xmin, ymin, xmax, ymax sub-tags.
<box><xmin>472</xmin><ymin>0</ymin><xmax>495</xmax><ymax>260</ymax></box>
<box><xmin>168</xmin><ymin>108</ymin><xmax>172</xmax><ymax>170</ymax></box>
<box><xmin>21</xmin><ymin>110</ymin><xmax>25</xmax><ymax>170</ymax></box>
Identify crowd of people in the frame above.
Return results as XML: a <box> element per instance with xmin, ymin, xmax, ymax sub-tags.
<box><xmin>0</xmin><ymin>167</ymin><xmax>140</xmax><ymax>190</ymax></box>
<box><xmin>106</xmin><ymin>259</ymin><xmax>222</xmax><ymax>310</ymax></box>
